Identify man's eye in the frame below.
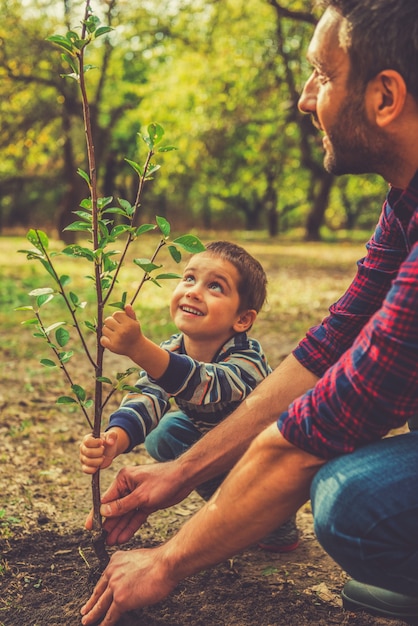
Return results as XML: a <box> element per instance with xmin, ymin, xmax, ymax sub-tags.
<box><xmin>313</xmin><ymin>68</ymin><xmax>328</xmax><ymax>84</ymax></box>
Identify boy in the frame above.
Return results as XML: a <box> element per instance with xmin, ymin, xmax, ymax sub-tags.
<box><xmin>80</xmin><ymin>240</ymin><xmax>299</xmax><ymax>552</ymax></box>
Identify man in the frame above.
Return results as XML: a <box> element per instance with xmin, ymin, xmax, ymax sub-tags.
<box><xmin>81</xmin><ymin>1</ymin><xmax>418</xmax><ymax>624</ymax></box>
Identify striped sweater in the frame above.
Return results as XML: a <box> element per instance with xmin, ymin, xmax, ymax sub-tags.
<box><xmin>107</xmin><ymin>331</ymin><xmax>272</xmax><ymax>451</ymax></box>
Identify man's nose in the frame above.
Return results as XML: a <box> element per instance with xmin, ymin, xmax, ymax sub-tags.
<box><xmin>298</xmin><ymin>74</ymin><xmax>317</xmax><ymax>114</ymax></box>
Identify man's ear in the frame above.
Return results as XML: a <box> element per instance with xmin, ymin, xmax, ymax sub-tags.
<box><xmin>233</xmin><ymin>309</ymin><xmax>257</xmax><ymax>332</ymax></box>
<box><xmin>366</xmin><ymin>69</ymin><xmax>407</xmax><ymax>127</ymax></box>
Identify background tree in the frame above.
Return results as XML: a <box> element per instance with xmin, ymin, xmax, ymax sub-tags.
<box><xmin>0</xmin><ymin>0</ymin><xmax>387</xmax><ymax>240</ymax></box>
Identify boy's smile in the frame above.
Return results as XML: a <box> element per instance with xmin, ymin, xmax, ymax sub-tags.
<box><xmin>170</xmin><ymin>251</ymin><xmax>248</xmax><ymax>358</ymax></box>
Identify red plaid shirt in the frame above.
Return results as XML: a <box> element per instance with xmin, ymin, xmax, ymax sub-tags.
<box><xmin>278</xmin><ymin>170</ymin><xmax>418</xmax><ymax>458</ymax></box>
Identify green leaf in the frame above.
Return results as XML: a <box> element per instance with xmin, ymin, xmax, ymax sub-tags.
<box><xmin>95</xmin><ymin>26</ymin><xmax>113</xmax><ymax>38</ymax></box>
<box><xmin>40</xmin><ymin>359</ymin><xmax>57</xmax><ymax>368</ymax></box>
<box><xmin>172</xmin><ymin>234</ymin><xmax>206</xmax><ymax>254</ymax></box>
<box><xmin>71</xmin><ymin>384</ymin><xmax>86</xmax><ymax>401</ymax></box>
<box><xmin>84</xmin><ymin>14</ymin><xmax>101</xmax><ymax>33</ymax></box>
<box><xmin>73</xmin><ymin>210</ymin><xmax>92</xmax><ymax>222</ymax></box>
<box><xmin>47</xmin><ymin>34</ymin><xmax>74</xmax><ymax>53</ymax></box>
<box><xmin>155</xmin><ymin>273</ymin><xmax>181</xmax><ymax>280</ymax></box>
<box><xmin>135</xmin><ymin>224</ymin><xmax>156</xmax><ymax>236</ymax></box>
<box><xmin>110</xmin><ymin>224</ymin><xmax>133</xmax><ymax>237</ymax></box>
<box><xmin>97</xmin><ymin>196</ymin><xmax>113</xmax><ymax>210</ymax></box>
<box><xmin>125</xmin><ymin>158</ymin><xmax>143</xmax><ymax>176</ymax></box>
<box><xmin>56</xmin><ymin>396</ymin><xmax>77</xmax><ymax>404</ymax></box>
<box><xmin>66</xmin><ymin>30</ymin><xmax>81</xmax><ymax>45</ymax></box>
<box><xmin>84</xmin><ymin>321</ymin><xmax>96</xmax><ymax>332</ymax></box>
<box><xmin>61</xmin><ymin>72</ymin><xmax>80</xmax><ymax>82</ymax></box>
<box><xmin>118</xmin><ymin>198</ymin><xmax>135</xmax><ymax>216</ymax></box>
<box><xmin>69</xmin><ymin>292</ymin><xmax>79</xmax><ymax>306</ymax></box>
<box><xmin>158</xmin><ymin>146</ymin><xmax>177</xmax><ymax>153</ymax></box>
<box><xmin>116</xmin><ymin>367</ymin><xmax>138</xmax><ymax>380</ymax></box>
<box><xmin>29</xmin><ymin>287</ymin><xmax>54</xmax><ymax>297</ymax></box>
<box><xmin>21</xmin><ymin>318</ymin><xmax>39</xmax><ymax>325</ymax></box>
<box><xmin>133</xmin><ymin>258</ymin><xmax>162</xmax><ymax>273</ymax></box>
<box><xmin>27</xmin><ymin>229</ymin><xmax>49</xmax><ymax>252</ymax></box>
<box><xmin>146</xmin><ymin>164</ymin><xmax>161</xmax><ymax>177</ymax></box>
<box><xmin>63</xmin><ymin>221</ymin><xmax>92</xmax><ymax>232</ymax></box>
<box><xmin>44</xmin><ymin>321</ymin><xmax>66</xmax><ymax>334</ymax></box>
<box><xmin>37</xmin><ymin>293</ymin><xmax>54</xmax><ymax>307</ymax></box>
<box><xmin>168</xmin><ymin>245</ymin><xmax>182</xmax><ymax>263</ymax></box>
<box><xmin>77</xmin><ymin>168</ymin><xmax>91</xmax><ymax>185</ymax></box>
<box><xmin>55</xmin><ymin>327</ymin><xmax>70</xmax><ymax>347</ymax></box>
<box><xmin>36</xmin><ymin>259</ymin><xmax>56</xmax><ymax>281</ymax></box>
<box><xmin>61</xmin><ymin>52</ymin><xmax>78</xmax><ymax>74</ymax></box>
<box><xmin>15</xmin><ymin>306</ymin><xmax>34</xmax><ymax>312</ymax></box>
<box><xmin>148</xmin><ymin>122</ymin><xmax>164</xmax><ymax>146</ymax></box>
<box><xmin>62</xmin><ymin>245</ymin><xmax>95</xmax><ymax>261</ymax></box>
<box><xmin>58</xmin><ymin>351</ymin><xmax>74</xmax><ymax>363</ymax></box>
<box><xmin>96</xmin><ymin>377</ymin><xmax>113</xmax><ymax>384</ymax></box>
<box><xmin>80</xmin><ymin>198</ymin><xmax>92</xmax><ymax>210</ymax></box>
<box><xmin>60</xmin><ymin>275</ymin><xmax>71</xmax><ymax>286</ymax></box>
<box><xmin>156</xmin><ymin>216</ymin><xmax>170</xmax><ymax>237</ymax></box>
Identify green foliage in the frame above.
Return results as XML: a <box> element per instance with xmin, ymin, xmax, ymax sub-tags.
<box><xmin>0</xmin><ymin>0</ymin><xmax>385</xmax><ymax>237</ymax></box>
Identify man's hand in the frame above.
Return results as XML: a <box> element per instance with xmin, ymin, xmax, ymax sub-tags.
<box><xmin>80</xmin><ymin>546</ymin><xmax>178</xmax><ymax>625</ymax></box>
<box><xmin>85</xmin><ymin>460</ymin><xmax>193</xmax><ymax>545</ymax></box>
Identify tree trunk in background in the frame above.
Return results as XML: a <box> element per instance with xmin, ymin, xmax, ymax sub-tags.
<box><xmin>305</xmin><ymin>172</ymin><xmax>334</xmax><ymax>241</ymax></box>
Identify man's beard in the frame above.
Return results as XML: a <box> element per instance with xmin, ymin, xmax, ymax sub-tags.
<box><xmin>323</xmin><ymin>96</ymin><xmax>388</xmax><ymax>177</ymax></box>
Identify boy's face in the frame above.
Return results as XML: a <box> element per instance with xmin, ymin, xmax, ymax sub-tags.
<box><xmin>170</xmin><ymin>252</ymin><xmax>246</xmax><ymax>345</ymax></box>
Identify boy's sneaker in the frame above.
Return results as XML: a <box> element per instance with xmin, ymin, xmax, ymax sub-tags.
<box><xmin>258</xmin><ymin>515</ymin><xmax>299</xmax><ymax>553</ymax></box>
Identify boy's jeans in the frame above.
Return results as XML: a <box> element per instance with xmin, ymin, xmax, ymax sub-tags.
<box><xmin>311</xmin><ymin>431</ymin><xmax>418</xmax><ymax>596</ymax></box>
<box><xmin>145</xmin><ymin>410</ymin><xmax>225</xmax><ymax>499</ymax></box>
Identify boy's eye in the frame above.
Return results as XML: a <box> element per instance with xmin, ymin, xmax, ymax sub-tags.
<box><xmin>209</xmin><ymin>281</ymin><xmax>223</xmax><ymax>293</ymax></box>
<box><xmin>184</xmin><ymin>275</ymin><xmax>195</xmax><ymax>284</ymax></box>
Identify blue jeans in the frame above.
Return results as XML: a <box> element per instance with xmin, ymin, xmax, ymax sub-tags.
<box><xmin>311</xmin><ymin>432</ymin><xmax>418</xmax><ymax>595</ymax></box>
<box><xmin>145</xmin><ymin>410</ymin><xmax>226</xmax><ymax>500</ymax></box>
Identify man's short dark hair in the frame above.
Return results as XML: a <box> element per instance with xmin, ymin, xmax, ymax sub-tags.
<box><xmin>317</xmin><ymin>0</ymin><xmax>418</xmax><ymax>99</ymax></box>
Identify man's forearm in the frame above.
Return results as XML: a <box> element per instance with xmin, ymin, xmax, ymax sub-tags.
<box><xmin>164</xmin><ymin>424</ymin><xmax>325</xmax><ymax>581</ymax></box>
<box><xmin>177</xmin><ymin>353</ymin><xmax>319</xmax><ymax>492</ymax></box>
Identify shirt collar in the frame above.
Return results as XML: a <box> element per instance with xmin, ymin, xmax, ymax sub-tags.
<box><xmin>389</xmin><ymin>169</ymin><xmax>418</xmax><ymax>219</ymax></box>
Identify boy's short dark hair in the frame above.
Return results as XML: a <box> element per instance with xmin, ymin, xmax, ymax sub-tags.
<box><xmin>205</xmin><ymin>241</ymin><xmax>267</xmax><ymax>313</ymax></box>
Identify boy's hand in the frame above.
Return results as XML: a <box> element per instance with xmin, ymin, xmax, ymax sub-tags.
<box><xmin>100</xmin><ymin>304</ymin><xmax>142</xmax><ymax>359</ymax></box>
<box><xmin>79</xmin><ymin>431</ymin><xmax>119</xmax><ymax>474</ymax></box>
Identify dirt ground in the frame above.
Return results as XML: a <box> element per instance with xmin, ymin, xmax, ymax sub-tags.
<box><xmin>1</xmin><ymin>346</ymin><xmax>415</xmax><ymax>626</ymax></box>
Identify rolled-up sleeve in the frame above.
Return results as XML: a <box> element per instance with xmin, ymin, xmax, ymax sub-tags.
<box><xmin>294</xmin><ymin>200</ymin><xmax>409</xmax><ymax>377</ymax></box>
<box><xmin>279</xmin><ymin>240</ymin><xmax>418</xmax><ymax>459</ymax></box>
